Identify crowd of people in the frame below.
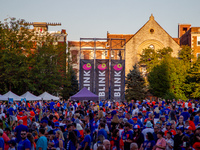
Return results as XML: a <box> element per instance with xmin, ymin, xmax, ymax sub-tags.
<box><xmin>0</xmin><ymin>98</ymin><xmax>200</xmax><ymax>150</ymax></box>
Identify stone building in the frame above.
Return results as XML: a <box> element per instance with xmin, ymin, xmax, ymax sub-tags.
<box><xmin>69</xmin><ymin>14</ymin><xmax>182</xmax><ymax>77</ymax></box>
<box><xmin>123</xmin><ymin>14</ymin><xmax>180</xmax><ymax>75</ymax></box>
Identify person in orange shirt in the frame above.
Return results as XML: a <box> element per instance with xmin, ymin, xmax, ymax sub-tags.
<box><xmin>54</xmin><ymin>110</ymin><xmax>60</xmax><ymax>120</ymax></box>
<box><xmin>17</xmin><ymin>111</ymin><xmax>29</xmax><ymax>126</ymax></box>
<box><xmin>189</xmin><ymin>116</ymin><xmax>196</xmax><ymax>131</ymax></box>
<box><xmin>29</xmin><ymin>110</ymin><xmax>35</xmax><ymax>122</ymax></box>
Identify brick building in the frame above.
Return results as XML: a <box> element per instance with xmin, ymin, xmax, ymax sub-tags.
<box><xmin>68</xmin><ymin>14</ymin><xmax>199</xmax><ymax>78</ymax></box>
<box><xmin>26</xmin><ymin>22</ymin><xmax>67</xmax><ymax>74</ymax></box>
<box><xmin>179</xmin><ymin>24</ymin><xmax>200</xmax><ymax>58</ymax></box>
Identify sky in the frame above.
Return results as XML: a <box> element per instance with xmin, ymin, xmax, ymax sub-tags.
<box><xmin>1</xmin><ymin>0</ymin><xmax>200</xmax><ymax>41</ymax></box>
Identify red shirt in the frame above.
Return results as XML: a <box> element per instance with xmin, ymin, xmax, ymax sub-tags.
<box><xmin>17</xmin><ymin>115</ymin><xmax>28</xmax><ymax>126</ymax></box>
<box><xmin>189</xmin><ymin>120</ymin><xmax>196</xmax><ymax>131</ymax></box>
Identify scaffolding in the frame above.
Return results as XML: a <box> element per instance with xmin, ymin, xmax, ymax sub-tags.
<box><xmin>79</xmin><ymin>38</ymin><xmax>126</xmax><ymax>100</ymax></box>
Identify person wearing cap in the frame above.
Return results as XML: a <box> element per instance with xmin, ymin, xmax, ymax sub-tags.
<box><xmin>174</xmin><ymin>126</ymin><xmax>184</xmax><ymax>150</ymax></box>
<box><xmin>185</xmin><ymin>126</ymin><xmax>194</xmax><ymax>143</ymax></box>
<box><xmin>0</xmin><ymin>129</ymin><xmax>4</xmax><ymax>150</ymax></box>
<box><xmin>164</xmin><ymin>123</ymin><xmax>176</xmax><ymax>137</ymax></box>
<box><xmin>17</xmin><ymin>111</ymin><xmax>29</xmax><ymax>126</ymax></box>
<box><xmin>53</xmin><ymin>122</ymin><xmax>60</xmax><ymax>134</ymax></box>
<box><xmin>160</xmin><ymin>115</ymin><xmax>166</xmax><ymax>125</ymax></box>
<box><xmin>133</xmin><ymin>125</ymin><xmax>144</xmax><ymax>148</ymax></box>
<box><xmin>121</xmin><ymin>122</ymin><xmax>133</xmax><ymax>150</ymax></box>
<box><xmin>8</xmin><ymin>139</ymin><xmax>16</xmax><ymax>150</ymax></box>
<box><xmin>142</xmin><ymin>121</ymin><xmax>154</xmax><ymax>141</ymax></box>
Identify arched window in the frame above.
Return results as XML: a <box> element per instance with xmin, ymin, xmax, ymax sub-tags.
<box><xmin>149</xmin><ymin>44</ymin><xmax>155</xmax><ymax>50</ymax></box>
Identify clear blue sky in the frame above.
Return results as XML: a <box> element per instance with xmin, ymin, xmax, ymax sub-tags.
<box><xmin>1</xmin><ymin>0</ymin><xmax>200</xmax><ymax>41</ymax></box>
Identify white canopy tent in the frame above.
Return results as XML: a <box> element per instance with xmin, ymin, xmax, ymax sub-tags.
<box><xmin>21</xmin><ymin>91</ymin><xmax>42</xmax><ymax>101</ymax></box>
<box><xmin>3</xmin><ymin>91</ymin><xmax>22</xmax><ymax>101</ymax></box>
<box><xmin>0</xmin><ymin>94</ymin><xmax>8</xmax><ymax>101</ymax></box>
<box><xmin>39</xmin><ymin>91</ymin><xmax>59</xmax><ymax>101</ymax></box>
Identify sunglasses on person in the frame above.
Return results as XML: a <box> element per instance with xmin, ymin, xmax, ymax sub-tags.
<box><xmin>21</xmin><ymin>133</ymin><xmax>26</xmax><ymax>135</ymax></box>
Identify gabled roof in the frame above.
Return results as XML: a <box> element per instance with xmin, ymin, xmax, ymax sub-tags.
<box><xmin>126</xmin><ymin>14</ymin><xmax>180</xmax><ymax>45</ymax></box>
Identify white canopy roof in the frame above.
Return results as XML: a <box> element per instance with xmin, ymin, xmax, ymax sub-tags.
<box><xmin>39</xmin><ymin>91</ymin><xmax>59</xmax><ymax>101</ymax></box>
<box><xmin>0</xmin><ymin>94</ymin><xmax>8</xmax><ymax>101</ymax></box>
<box><xmin>21</xmin><ymin>91</ymin><xmax>42</xmax><ymax>101</ymax></box>
<box><xmin>3</xmin><ymin>91</ymin><xmax>22</xmax><ymax>101</ymax></box>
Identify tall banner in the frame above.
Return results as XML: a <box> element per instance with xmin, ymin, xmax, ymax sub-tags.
<box><xmin>110</xmin><ymin>60</ymin><xmax>125</xmax><ymax>101</ymax></box>
<box><xmin>80</xmin><ymin>59</ymin><xmax>94</xmax><ymax>92</ymax></box>
<box><xmin>95</xmin><ymin>59</ymin><xmax>109</xmax><ymax>100</ymax></box>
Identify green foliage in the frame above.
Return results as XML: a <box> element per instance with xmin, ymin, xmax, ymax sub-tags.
<box><xmin>148</xmin><ymin>55</ymin><xmax>188</xmax><ymax>100</ymax></box>
<box><xmin>125</xmin><ymin>64</ymin><xmax>146</xmax><ymax>101</ymax></box>
<box><xmin>0</xmin><ymin>18</ymin><xmax>34</xmax><ymax>94</ymax></box>
<box><xmin>184</xmin><ymin>59</ymin><xmax>200</xmax><ymax>99</ymax></box>
<box><xmin>0</xmin><ymin>17</ymin><xmax>78</xmax><ymax>98</ymax></box>
<box><xmin>61</xmin><ymin>66</ymin><xmax>78</xmax><ymax>100</ymax></box>
<box><xmin>139</xmin><ymin>47</ymin><xmax>173</xmax><ymax>72</ymax></box>
<box><xmin>179</xmin><ymin>45</ymin><xmax>194</xmax><ymax>63</ymax></box>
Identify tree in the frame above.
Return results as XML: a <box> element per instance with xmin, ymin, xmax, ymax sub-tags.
<box><xmin>0</xmin><ymin>17</ymin><xmax>69</xmax><ymax>96</ymax></box>
<box><xmin>179</xmin><ymin>45</ymin><xmax>194</xmax><ymax>63</ymax></box>
<box><xmin>184</xmin><ymin>59</ymin><xmax>200</xmax><ymax>99</ymax></box>
<box><xmin>61</xmin><ymin>66</ymin><xmax>78</xmax><ymax>100</ymax></box>
<box><xmin>148</xmin><ymin>56</ymin><xmax>188</xmax><ymax>100</ymax></box>
<box><xmin>0</xmin><ymin>18</ymin><xmax>34</xmax><ymax>94</ymax></box>
<box><xmin>125</xmin><ymin>64</ymin><xmax>146</xmax><ymax>101</ymax></box>
<box><xmin>139</xmin><ymin>47</ymin><xmax>173</xmax><ymax>72</ymax></box>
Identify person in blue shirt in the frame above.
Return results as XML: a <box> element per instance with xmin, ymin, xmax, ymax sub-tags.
<box><xmin>15</xmin><ymin>120</ymin><xmax>29</xmax><ymax>143</ymax></box>
<box><xmin>49</xmin><ymin>100</ymin><xmax>55</xmax><ymax>111</ymax></box>
<box><xmin>141</xmin><ymin>132</ymin><xmax>155</xmax><ymax>150</ymax></box>
<box><xmin>181</xmin><ymin>108</ymin><xmax>190</xmax><ymax>121</ymax></box>
<box><xmin>80</xmin><ymin>128</ymin><xmax>91</xmax><ymax>150</ymax></box>
<box><xmin>98</xmin><ymin>123</ymin><xmax>108</xmax><ymax>139</ymax></box>
<box><xmin>36</xmin><ymin>128</ymin><xmax>48</xmax><ymax>150</ymax></box>
<box><xmin>122</xmin><ymin>122</ymin><xmax>133</xmax><ymax>150</ymax></box>
<box><xmin>125</xmin><ymin>113</ymin><xmax>134</xmax><ymax>126</ymax></box>
<box><xmin>0</xmin><ymin>129</ymin><xmax>4</xmax><ymax>150</ymax></box>
<box><xmin>67</xmin><ymin>131</ymin><xmax>77</xmax><ymax>150</ymax></box>
<box><xmin>118</xmin><ymin>110</ymin><xmax>125</xmax><ymax>119</ymax></box>
<box><xmin>99</xmin><ymin>101</ymin><xmax>103</xmax><ymax>107</ymax></box>
<box><xmin>17</xmin><ymin>130</ymin><xmax>31</xmax><ymax>150</ymax></box>
<box><xmin>8</xmin><ymin>104</ymin><xmax>15</xmax><ymax>126</ymax></box>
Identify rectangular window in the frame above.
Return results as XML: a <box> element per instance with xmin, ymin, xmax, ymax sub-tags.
<box><xmin>111</xmin><ymin>51</ymin><xmax>114</xmax><ymax>57</ymax></box>
<box><xmin>197</xmin><ymin>53</ymin><xmax>200</xmax><ymax>59</ymax></box>
<box><xmin>105</xmin><ymin>50</ymin><xmax>108</xmax><ymax>57</ymax></box>
<box><xmin>197</xmin><ymin>37</ymin><xmax>200</xmax><ymax>46</ymax></box>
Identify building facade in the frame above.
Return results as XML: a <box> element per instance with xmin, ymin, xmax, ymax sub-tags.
<box><xmin>69</xmin><ymin>14</ymin><xmax>199</xmax><ymax>78</ymax></box>
<box><xmin>179</xmin><ymin>24</ymin><xmax>200</xmax><ymax>59</ymax></box>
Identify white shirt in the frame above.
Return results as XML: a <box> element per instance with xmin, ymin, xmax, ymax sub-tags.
<box><xmin>0</xmin><ymin>113</ymin><xmax>5</xmax><ymax>120</ymax></box>
<box><xmin>166</xmin><ymin>138</ymin><xmax>174</xmax><ymax>150</ymax></box>
<box><xmin>132</xmin><ymin>108</ymin><xmax>139</xmax><ymax>116</ymax></box>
